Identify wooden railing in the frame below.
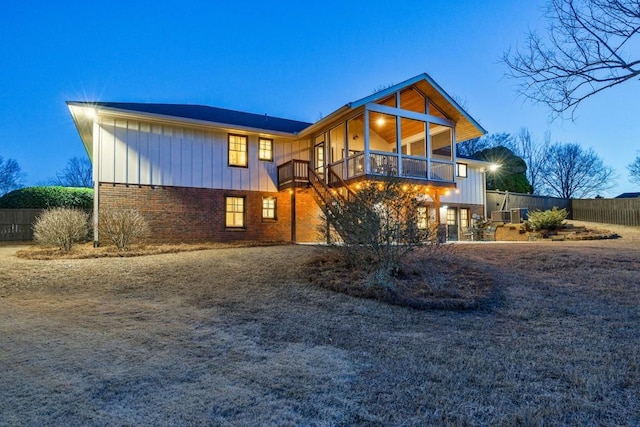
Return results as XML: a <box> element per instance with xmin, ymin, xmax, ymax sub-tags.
<box><xmin>327</xmin><ymin>152</ymin><xmax>454</xmax><ymax>183</ymax></box>
<box><xmin>278</xmin><ymin>154</ymin><xmax>454</xmax><ymax>191</ymax></box>
<box><xmin>277</xmin><ymin>159</ymin><xmax>310</xmax><ymax>190</ymax></box>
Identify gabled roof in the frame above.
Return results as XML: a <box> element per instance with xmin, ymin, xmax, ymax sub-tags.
<box><xmin>300</xmin><ymin>73</ymin><xmax>486</xmax><ymax>142</ymax></box>
<box><xmin>67</xmin><ymin>101</ymin><xmax>312</xmax><ymax>134</ymax></box>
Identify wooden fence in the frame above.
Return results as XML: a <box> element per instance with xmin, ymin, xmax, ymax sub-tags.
<box><xmin>0</xmin><ymin>209</ymin><xmax>42</xmax><ymax>241</ymax></box>
<box><xmin>572</xmin><ymin>198</ymin><xmax>640</xmax><ymax>226</ymax></box>
<box><xmin>486</xmin><ymin>191</ymin><xmax>572</xmax><ymax>218</ymax></box>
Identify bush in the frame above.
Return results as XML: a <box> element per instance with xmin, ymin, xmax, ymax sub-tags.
<box><xmin>526</xmin><ymin>207</ymin><xmax>569</xmax><ymax>231</ymax></box>
<box><xmin>99</xmin><ymin>209</ymin><xmax>150</xmax><ymax>251</ymax></box>
<box><xmin>320</xmin><ymin>177</ymin><xmax>439</xmax><ymax>288</ymax></box>
<box><xmin>33</xmin><ymin>208</ymin><xmax>90</xmax><ymax>251</ymax></box>
<box><xmin>0</xmin><ymin>186</ymin><xmax>93</xmax><ymax>209</ymax></box>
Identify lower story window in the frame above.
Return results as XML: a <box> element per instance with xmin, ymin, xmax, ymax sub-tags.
<box><xmin>262</xmin><ymin>197</ymin><xmax>277</xmax><ymax>220</ymax></box>
<box><xmin>225</xmin><ymin>196</ymin><xmax>245</xmax><ymax>228</ymax></box>
<box><xmin>460</xmin><ymin>208</ymin><xmax>470</xmax><ymax>228</ymax></box>
<box><xmin>417</xmin><ymin>206</ymin><xmax>428</xmax><ymax>229</ymax></box>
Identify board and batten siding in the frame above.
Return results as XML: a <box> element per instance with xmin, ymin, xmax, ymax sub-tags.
<box><xmin>95</xmin><ymin>117</ymin><xmax>310</xmax><ymax>192</ymax></box>
<box><xmin>440</xmin><ymin>164</ymin><xmax>484</xmax><ymax>205</ymax></box>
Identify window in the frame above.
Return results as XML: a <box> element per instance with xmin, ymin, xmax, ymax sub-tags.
<box><xmin>228</xmin><ymin>134</ymin><xmax>248</xmax><ymax>167</ymax></box>
<box><xmin>446</xmin><ymin>208</ymin><xmax>457</xmax><ymax>225</ymax></box>
<box><xmin>259</xmin><ymin>138</ymin><xmax>273</xmax><ymax>161</ymax></box>
<box><xmin>417</xmin><ymin>206</ymin><xmax>428</xmax><ymax>229</ymax></box>
<box><xmin>225</xmin><ymin>196</ymin><xmax>245</xmax><ymax>228</ymax></box>
<box><xmin>262</xmin><ymin>197</ymin><xmax>276</xmax><ymax>221</ymax></box>
<box><xmin>460</xmin><ymin>208</ymin><xmax>470</xmax><ymax>228</ymax></box>
<box><xmin>456</xmin><ymin>163</ymin><xmax>468</xmax><ymax>178</ymax></box>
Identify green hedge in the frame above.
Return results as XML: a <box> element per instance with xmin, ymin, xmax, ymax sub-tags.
<box><xmin>0</xmin><ymin>186</ymin><xmax>94</xmax><ymax>209</ymax></box>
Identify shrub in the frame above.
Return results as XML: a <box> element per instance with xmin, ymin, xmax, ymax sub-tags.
<box><xmin>99</xmin><ymin>209</ymin><xmax>150</xmax><ymax>251</ymax></box>
<box><xmin>33</xmin><ymin>208</ymin><xmax>90</xmax><ymax>251</ymax></box>
<box><xmin>0</xmin><ymin>186</ymin><xmax>93</xmax><ymax>209</ymax></box>
<box><xmin>526</xmin><ymin>207</ymin><xmax>569</xmax><ymax>231</ymax></box>
<box><xmin>320</xmin><ymin>177</ymin><xmax>440</xmax><ymax>288</ymax></box>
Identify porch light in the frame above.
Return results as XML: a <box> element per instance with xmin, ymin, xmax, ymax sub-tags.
<box><xmin>444</xmin><ymin>190</ymin><xmax>451</xmax><ymax>196</ymax></box>
<box><xmin>376</xmin><ymin>117</ymin><xmax>385</xmax><ymax>126</ymax></box>
<box><xmin>84</xmin><ymin>107</ymin><xmax>96</xmax><ymax>119</ymax></box>
<box><xmin>455</xmin><ymin>189</ymin><xmax>460</xmax><ymax>194</ymax></box>
<box><xmin>488</xmin><ymin>163</ymin><xmax>501</xmax><ymax>172</ymax></box>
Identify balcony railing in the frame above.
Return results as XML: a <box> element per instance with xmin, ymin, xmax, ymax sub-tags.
<box><xmin>277</xmin><ymin>159</ymin><xmax>310</xmax><ymax>190</ymax></box>
<box><xmin>278</xmin><ymin>154</ymin><xmax>454</xmax><ymax>190</ymax></box>
<box><xmin>329</xmin><ymin>151</ymin><xmax>454</xmax><ymax>183</ymax></box>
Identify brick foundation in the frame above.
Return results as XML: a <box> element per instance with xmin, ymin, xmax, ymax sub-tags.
<box><xmin>97</xmin><ymin>183</ymin><xmax>323</xmax><ymax>244</ymax></box>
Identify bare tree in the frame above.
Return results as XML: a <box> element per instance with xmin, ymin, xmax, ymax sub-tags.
<box><xmin>0</xmin><ymin>156</ymin><xmax>25</xmax><ymax>196</ymax></box>
<box><xmin>504</xmin><ymin>0</ymin><xmax>640</xmax><ymax>117</ymax></box>
<box><xmin>628</xmin><ymin>155</ymin><xmax>640</xmax><ymax>184</ymax></box>
<box><xmin>539</xmin><ymin>142</ymin><xmax>615</xmax><ymax>198</ymax></box>
<box><xmin>457</xmin><ymin>132</ymin><xmax>516</xmax><ymax>158</ymax></box>
<box><xmin>52</xmin><ymin>157</ymin><xmax>93</xmax><ymax>188</ymax></box>
<box><xmin>514</xmin><ymin>127</ymin><xmax>550</xmax><ymax>194</ymax></box>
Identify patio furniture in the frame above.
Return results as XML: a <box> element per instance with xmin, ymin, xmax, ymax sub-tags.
<box><xmin>482</xmin><ymin>225</ymin><xmax>497</xmax><ymax>241</ymax></box>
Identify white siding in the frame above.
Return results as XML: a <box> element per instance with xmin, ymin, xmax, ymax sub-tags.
<box><xmin>96</xmin><ymin>116</ymin><xmax>311</xmax><ymax>192</ymax></box>
<box><xmin>441</xmin><ymin>164</ymin><xmax>484</xmax><ymax>205</ymax></box>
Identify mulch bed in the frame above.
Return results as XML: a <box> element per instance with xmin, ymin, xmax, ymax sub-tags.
<box><xmin>306</xmin><ymin>249</ymin><xmax>499</xmax><ymax>311</ymax></box>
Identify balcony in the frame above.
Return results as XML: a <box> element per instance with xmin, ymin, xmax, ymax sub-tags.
<box><xmin>277</xmin><ymin>153</ymin><xmax>455</xmax><ymax>190</ymax></box>
<box><xmin>328</xmin><ymin>151</ymin><xmax>455</xmax><ymax>187</ymax></box>
<box><xmin>277</xmin><ymin>159</ymin><xmax>310</xmax><ymax>190</ymax></box>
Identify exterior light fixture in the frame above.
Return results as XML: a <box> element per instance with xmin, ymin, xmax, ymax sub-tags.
<box><xmin>489</xmin><ymin>163</ymin><xmax>501</xmax><ymax>172</ymax></box>
<box><xmin>376</xmin><ymin>117</ymin><xmax>385</xmax><ymax>126</ymax></box>
<box><xmin>84</xmin><ymin>108</ymin><xmax>97</xmax><ymax>119</ymax></box>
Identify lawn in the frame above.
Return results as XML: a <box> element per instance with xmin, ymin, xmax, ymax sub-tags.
<box><xmin>1</xmin><ymin>225</ymin><xmax>639</xmax><ymax>425</ymax></box>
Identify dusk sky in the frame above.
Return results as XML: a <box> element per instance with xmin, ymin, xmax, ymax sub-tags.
<box><xmin>1</xmin><ymin>0</ymin><xmax>638</xmax><ymax>196</ymax></box>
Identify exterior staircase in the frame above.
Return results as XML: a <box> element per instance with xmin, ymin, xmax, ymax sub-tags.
<box><xmin>307</xmin><ymin>166</ymin><xmax>362</xmax><ymax>242</ymax></box>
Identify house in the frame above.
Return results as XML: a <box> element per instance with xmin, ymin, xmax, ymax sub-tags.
<box><xmin>615</xmin><ymin>192</ymin><xmax>640</xmax><ymax>199</ymax></box>
<box><xmin>67</xmin><ymin>73</ymin><xmax>489</xmax><ymax>245</ymax></box>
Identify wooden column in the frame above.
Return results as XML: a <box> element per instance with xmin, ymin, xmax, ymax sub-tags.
<box><xmin>290</xmin><ymin>187</ymin><xmax>296</xmax><ymax>242</ymax></box>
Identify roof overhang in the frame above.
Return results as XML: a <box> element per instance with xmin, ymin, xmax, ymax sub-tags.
<box><xmin>67</xmin><ymin>101</ymin><xmax>305</xmax><ymax>159</ymax></box>
<box><xmin>299</xmin><ymin>73</ymin><xmax>486</xmax><ymax>142</ymax></box>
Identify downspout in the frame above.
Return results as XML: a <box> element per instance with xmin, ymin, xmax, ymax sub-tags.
<box><xmin>92</xmin><ymin>118</ymin><xmax>100</xmax><ymax>247</ymax></box>
<box><xmin>482</xmin><ymin>167</ymin><xmax>488</xmax><ymax>218</ymax></box>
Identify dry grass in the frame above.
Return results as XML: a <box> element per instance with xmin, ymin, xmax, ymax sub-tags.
<box><xmin>1</xmin><ymin>230</ymin><xmax>639</xmax><ymax>425</ymax></box>
<box><xmin>14</xmin><ymin>240</ymin><xmax>289</xmax><ymax>260</ymax></box>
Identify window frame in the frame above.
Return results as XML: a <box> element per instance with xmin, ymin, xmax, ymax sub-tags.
<box><xmin>262</xmin><ymin>196</ymin><xmax>277</xmax><ymax>221</ymax></box>
<box><xmin>228</xmin><ymin>134</ymin><xmax>248</xmax><ymax>168</ymax></box>
<box><xmin>456</xmin><ymin>162</ymin><xmax>468</xmax><ymax>178</ymax></box>
<box><xmin>258</xmin><ymin>137</ymin><xmax>274</xmax><ymax>162</ymax></box>
<box><xmin>225</xmin><ymin>195</ymin><xmax>246</xmax><ymax>230</ymax></box>
<box><xmin>460</xmin><ymin>208</ymin><xmax>470</xmax><ymax>228</ymax></box>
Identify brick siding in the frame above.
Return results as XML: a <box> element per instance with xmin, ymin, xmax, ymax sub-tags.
<box><xmin>98</xmin><ymin>183</ymin><xmax>323</xmax><ymax>244</ymax></box>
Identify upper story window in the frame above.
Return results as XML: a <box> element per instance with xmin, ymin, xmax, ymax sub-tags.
<box><xmin>456</xmin><ymin>163</ymin><xmax>468</xmax><ymax>178</ymax></box>
<box><xmin>258</xmin><ymin>138</ymin><xmax>273</xmax><ymax>161</ymax></box>
<box><xmin>228</xmin><ymin>134</ymin><xmax>248</xmax><ymax>167</ymax></box>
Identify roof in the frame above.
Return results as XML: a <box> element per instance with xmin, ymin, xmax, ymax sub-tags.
<box><xmin>300</xmin><ymin>73</ymin><xmax>486</xmax><ymax>142</ymax></box>
<box><xmin>615</xmin><ymin>192</ymin><xmax>640</xmax><ymax>198</ymax></box>
<box><xmin>67</xmin><ymin>101</ymin><xmax>312</xmax><ymax>134</ymax></box>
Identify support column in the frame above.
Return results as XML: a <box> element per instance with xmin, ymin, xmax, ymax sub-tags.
<box><xmin>290</xmin><ymin>187</ymin><xmax>296</xmax><ymax>243</ymax></box>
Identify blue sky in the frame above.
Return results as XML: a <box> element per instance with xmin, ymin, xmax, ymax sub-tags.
<box><xmin>1</xmin><ymin>0</ymin><xmax>637</xmax><ymax>196</ymax></box>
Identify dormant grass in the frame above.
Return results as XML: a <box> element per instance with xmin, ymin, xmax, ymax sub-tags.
<box><xmin>1</xmin><ymin>227</ymin><xmax>638</xmax><ymax>425</ymax></box>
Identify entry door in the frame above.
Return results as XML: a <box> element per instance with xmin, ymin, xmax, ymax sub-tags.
<box><xmin>314</xmin><ymin>142</ymin><xmax>325</xmax><ymax>178</ymax></box>
<box><xmin>446</xmin><ymin>208</ymin><xmax>458</xmax><ymax>241</ymax></box>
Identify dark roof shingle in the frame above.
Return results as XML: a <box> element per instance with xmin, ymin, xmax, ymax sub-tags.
<box><xmin>72</xmin><ymin>102</ymin><xmax>312</xmax><ymax>134</ymax></box>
